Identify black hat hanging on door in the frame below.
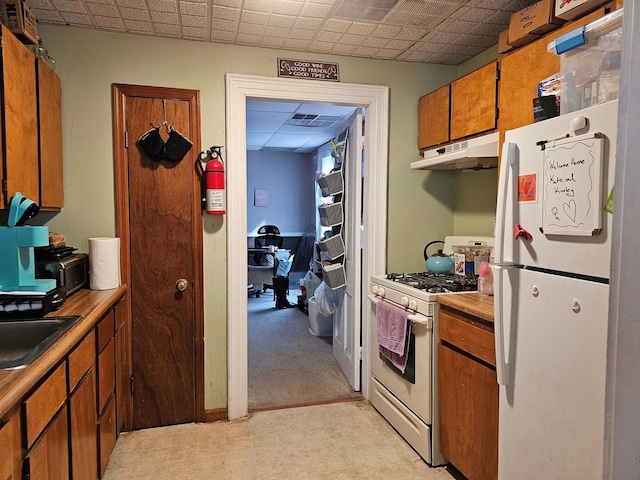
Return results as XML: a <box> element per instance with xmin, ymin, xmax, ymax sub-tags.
<box><xmin>137</xmin><ymin>99</ymin><xmax>193</xmax><ymax>162</ymax></box>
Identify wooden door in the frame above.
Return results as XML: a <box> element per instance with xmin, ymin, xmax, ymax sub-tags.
<box><xmin>112</xmin><ymin>85</ymin><xmax>204</xmax><ymax>429</ymax></box>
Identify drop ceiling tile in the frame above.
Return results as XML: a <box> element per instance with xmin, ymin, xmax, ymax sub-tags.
<box><xmin>151</xmin><ymin>11</ymin><xmax>178</xmax><ymax>22</ymax></box>
<box><xmin>236</xmin><ymin>32</ymin><xmax>263</xmax><ymax>44</ymax></box>
<box><xmin>95</xmin><ymin>15</ymin><xmax>127</xmax><ymax>28</ymax></box>
<box><xmin>116</xmin><ymin>0</ymin><xmax>145</xmax><ymax>8</ymax></box>
<box><xmin>154</xmin><ymin>22</ymin><xmax>181</xmax><ymax>34</ymax></box>
<box><xmin>148</xmin><ymin>0</ymin><xmax>177</xmax><ymax>12</ymax></box>
<box><xmin>180</xmin><ymin>2</ymin><xmax>206</xmax><ymax>15</ymax></box>
<box><xmin>211</xmin><ymin>18</ymin><xmax>238</xmax><ymax>31</ymax></box>
<box><xmin>332</xmin><ymin>43</ymin><xmax>358</xmax><ymax>54</ymax></box>
<box><xmin>399</xmin><ymin>50</ymin><xmax>433</xmax><ymax>62</ymax></box>
<box><xmin>211</xmin><ymin>0</ymin><xmax>241</xmax><ymax>6</ymax></box>
<box><xmin>120</xmin><ymin>7</ymin><xmax>149</xmax><ymax>20</ymax></box>
<box><xmin>485</xmin><ymin>9</ymin><xmax>512</xmax><ymax>24</ymax></box>
<box><xmin>341</xmin><ymin>33</ymin><xmax>366</xmax><ymax>46</ymax></box>
<box><xmin>28</xmin><ymin>0</ymin><xmax>55</xmax><ymax>8</ymax></box>
<box><xmin>51</xmin><ymin>0</ymin><xmax>84</xmax><ymax>12</ymax></box>
<box><xmin>300</xmin><ymin>2</ymin><xmax>332</xmax><ymax>18</ymax></box>
<box><xmin>247</xmin><ymin>101</ymin><xmax>300</xmax><ymax>112</ymax></box>
<box><xmin>240</xmin><ymin>10</ymin><xmax>269</xmax><ymax>24</ymax></box>
<box><xmin>124</xmin><ymin>19</ymin><xmax>153</xmax><ymax>30</ymax></box>
<box><xmin>283</xmin><ymin>38</ymin><xmax>312</xmax><ymax>49</ymax></box>
<box><xmin>395</xmin><ymin>27</ymin><xmax>428</xmax><ymax>41</ymax></box>
<box><xmin>469</xmin><ymin>21</ymin><xmax>503</xmax><ymax>36</ymax></box>
<box><xmin>32</xmin><ymin>8</ymin><xmax>65</xmax><ymax>20</ymax></box>
<box><xmin>244</xmin><ymin>0</ymin><xmax>274</xmax><ymax>13</ymax></box>
<box><xmin>268</xmin><ymin>14</ymin><xmax>296</xmax><ymax>27</ymax></box>
<box><xmin>373</xmin><ymin>24</ymin><xmax>403</xmax><ymax>38</ymax></box>
<box><xmin>353</xmin><ymin>45</ymin><xmax>381</xmax><ymax>57</ymax></box>
<box><xmin>323</xmin><ymin>18</ymin><xmax>351</xmax><ymax>33</ymax></box>
<box><xmin>375</xmin><ymin>48</ymin><xmax>401</xmax><ymax>59</ymax></box>
<box><xmin>424</xmin><ymin>31</ymin><xmax>460</xmax><ymax>43</ymax></box>
<box><xmin>316</xmin><ymin>30</ymin><xmax>342</xmax><ymax>42</ymax></box>
<box><xmin>263</xmin><ymin>24</ymin><xmax>288</xmax><ymax>36</ymax></box>
<box><xmin>62</xmin><ymin>11</ymin><xmax>94</xmax><ymax>23</ymax></box>
<box><xmin>211</xmin><ymin>5</ymin><xmax>239</xmax><ymax>20</ymax></box>
<box><xmin>261</xmin><ymin>36</ymin><xmax>287</xmax><ymax>47</ymax></box>
<box><xmin>182</xmin><ymin>13</ymin><xmax>206</xmax><ymax>26</ymax></box>
<box><xmin>246</xmin><ymin>133</ymin><xmax>274</xmax><ymax>148</ymax></box>
<box><xmin>248</xmin><ymin>110</ymin><xmax>290</xmax><ymax>131</ymax></box>
<box><xmin>182</xmin><ymin>26</ymin><xmax>206</xmax><ymax>37</ymax></box>
<box><xmin>295</xmin><ymin>16</ymin><xmax>324</xmax><ymax>29</ymax></box>
<box><xmin>308</xmin><ymin>40</ymin><xmax>335</xmax><ymax>52</ymax></box>
<box><xmin>210</xmin><ymin>29</ymin><xmax>236</xmax><ymax>41</ymax></box>
<box><xmin>86</xmin><ymin>3</ymin><xmax>119</xmax><ymax>15</ymax></box>
<box><xmin>265</xmin><ymin>133</ymin><xmax>317</xmax><ymax>149</ymax></box>
<box><xmin>272</xmin><ymin>0</ymin><xmax>303</xmax><ymax>15</ymax></box>
<box><xmin>362</xmin><ymin>36</ymin><xmax>390</xmax><ymax>48</ymax></box>
<box><xmin>385</xmin><ymin>38</ymin><xmax>414</xmax><ymax>49</ymax></box>
<box><xmin>346</xmin><ymin>22</ymin><xmax>377</xmax><ymax>36</ymax></box>
<box><xmin>289</xmin><ymin>28</ymin><xmax>315</xmax><ymax>40</ymax></box>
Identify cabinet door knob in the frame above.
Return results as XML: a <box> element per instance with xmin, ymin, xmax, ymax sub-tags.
<box><xmin>176</xmin><ymin>279</ymin><xmax>188</xmax><ymax>292</ymax></box>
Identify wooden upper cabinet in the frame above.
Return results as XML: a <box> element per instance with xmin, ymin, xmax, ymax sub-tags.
<box><xmin>450</xmin><ymin>61</ymin><xmax>498</xmax><ymax>141</ymax></box>
<box><xmin>418</xmin><ymin>84</ymin><xmax>450</xmax><ymax>150</ymax></box>
<box><xmin>37</xmin><ymin>59</ymin><xmax>64</xmax><ymax>209</ymax></box>
<box><xmin>497</xmin><ymin>3</ymin><xmax>618</xmax><ymax>152</ymax></box>
<box><xmin>0</xmin><ymin>24</ymin><xmax>38</xmax><ymax>209</ymax></box>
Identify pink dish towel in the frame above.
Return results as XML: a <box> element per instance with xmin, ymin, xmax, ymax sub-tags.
<box><xmin>376</xmin><ymin>301</ymin><xmax>411</xmax><ymax>373</ymax></box>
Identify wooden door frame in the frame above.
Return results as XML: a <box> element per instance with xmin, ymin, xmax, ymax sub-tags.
<box><xmin>111</xmin><ymin>84</ymin><xmax>205</xmax><ymax>426</ymax></box>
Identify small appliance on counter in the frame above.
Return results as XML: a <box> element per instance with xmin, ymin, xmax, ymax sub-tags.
<box><xmin>0</xmin><ymin>193</ymin><xmax>56</xmax><ymax>293</ymax></box>
<box><xmin>35</xmin><ymin>253</ymin><xmax>89</xmax><ymax>296</ymax></box>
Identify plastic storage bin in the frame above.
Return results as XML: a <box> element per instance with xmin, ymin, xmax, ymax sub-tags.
<box><xmin>307</xmin><ymin>296</ymin><xmax>333</xmax><ymax>337</ymax></box>
<box><xmin>317</xmin><ymin>170</ymin><xmax>343</xmax><ymax>197</ymax></box>
<box><xmin>318</xmin><ymin>202</ymin><xmax>343</xmax><ymax>227</ymax></box>
<box><xmin>548</xmin><ymin>9</ymin><xmax>623</xmax><ymax>115</ymax></box>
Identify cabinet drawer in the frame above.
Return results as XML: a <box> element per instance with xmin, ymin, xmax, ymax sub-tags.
<box><xmin>440</xmin><ymin>309</ymin><xmax>495</xmax><ymax>366</ymax></box>
<box><xmin>24</xmin><ymin>363</ymin><xmax>67</xmax><ymax>448</ymax></box>
<box><xmin>98</xmin><ymin>395</ymin><xmax>117</xmax><ymax>477</ymax></box>
<box><xmin>96</xmin><ymin>309</ymin><xmax>115</xmax><ymax>354</ymax></box>
<box><xmin>68</xmin><ymin>331</ymin><xmax>96</xmax><ymax>393</ymax></box>
<box><xmin>98</xmin><ymin>339</ymin><xmax>115</xmax><ymax>414</ymax></box>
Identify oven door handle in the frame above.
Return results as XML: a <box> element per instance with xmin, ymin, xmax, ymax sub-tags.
<box><xmin>367</xmin><ymin>293</ymin><xmax>432</xmax><ymax>329</ymax></box>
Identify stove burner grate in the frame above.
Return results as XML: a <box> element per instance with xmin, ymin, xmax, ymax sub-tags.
<box><xmin>386</xmin><ymin>272</ymin><xmax>478</xmax><ymax>293</ymax></box>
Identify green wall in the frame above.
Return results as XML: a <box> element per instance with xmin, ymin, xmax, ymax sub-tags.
<box><xmin>38</xmin><ymin>24</ymin><xmax>468</xmax><ymax>409</ymax></box>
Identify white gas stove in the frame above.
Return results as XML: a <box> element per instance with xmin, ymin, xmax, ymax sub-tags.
<box><xmin>368</xmin><ymin>236</ymin><xmax>493</xmax><ymax>466</ymax></box>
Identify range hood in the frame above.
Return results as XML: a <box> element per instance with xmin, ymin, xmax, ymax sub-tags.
<box><xmin>411</xmin><ymin>132</ymin><xmax>499</xmax><ymax>170</ymax></box>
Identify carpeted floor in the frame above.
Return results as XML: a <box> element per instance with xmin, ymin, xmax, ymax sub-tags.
<box><xmin>248</xmin><ymin>273</ymin><xmax>362</xmax><ymax>411</ymax></box>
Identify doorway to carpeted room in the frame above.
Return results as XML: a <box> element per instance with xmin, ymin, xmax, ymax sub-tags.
<box><xmin>247</xmin><ymin>277</ymin><xmax>362</xmax><ymax>411</ymax></box>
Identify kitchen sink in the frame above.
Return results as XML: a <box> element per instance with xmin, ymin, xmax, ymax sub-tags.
<box><xmin>0</xmin><ymin>316</ymin><xmax>81</xmax><ymax>370</ymax></box>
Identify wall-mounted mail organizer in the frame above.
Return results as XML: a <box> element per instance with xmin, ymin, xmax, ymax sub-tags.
<box><xmin>321</xmin><ymin>262</ymin><xmax>346</xmax><ymax>290</ymax></box>
<box><xmin>319</xmin><ymin>202</ymin><xmax>343</xmax><ymax>227</ymax></box>
<box><xmin>318</xmin><ymin>234</ymin><xmax>345</xmax><ymax>260</ymax></box>
<box><xmin>317</xmin><ymin>170</ymin><xmax>344</xmax><ymax>197</ymax></box>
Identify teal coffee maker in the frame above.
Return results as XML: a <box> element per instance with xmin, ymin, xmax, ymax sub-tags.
<box><xmin>0</xmin><ymin>193</ymin><xmax>56</xmax><ymax>292</ymax></box>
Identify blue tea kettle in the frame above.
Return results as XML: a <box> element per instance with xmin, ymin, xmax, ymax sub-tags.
<box><xmin>424</xmin><ymin>240</ymin><xmax>454</xmax><ymax>274</ymax></box>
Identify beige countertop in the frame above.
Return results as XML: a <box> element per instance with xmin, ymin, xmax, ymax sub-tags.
<box><xmin>437</xmin><ymin>292</ymin><xmax>494</xmax><ymax>323</ymax></box>
<box><xmin>0</xmin><ymin>286</ymin><xmax>127</xmax><ymax>421</ymax></box>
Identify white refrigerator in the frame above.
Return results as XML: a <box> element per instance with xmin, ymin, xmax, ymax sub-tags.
<box><xmin>493</xmin><ymin>100</ymin><xmax>618</xmax><ymax>479</ymax></box>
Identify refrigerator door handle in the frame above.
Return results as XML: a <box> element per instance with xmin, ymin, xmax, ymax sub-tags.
<box><xmin>493</xmin><ymin>263</ymin><xmax>515</xmax><ymax>385</ymax></box>
<box><xmin>495</xmin><ymin>142</ymin><xmax>518</xmax><ymax>265</ymax></box>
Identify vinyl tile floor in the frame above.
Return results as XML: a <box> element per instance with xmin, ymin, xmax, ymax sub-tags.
<box><xmin>103</xmin><ymin>400</ymin><xmax>464</xmax><ymax>480</ymax></box>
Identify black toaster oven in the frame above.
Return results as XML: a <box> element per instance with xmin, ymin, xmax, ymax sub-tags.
<box><xmin>36</xmin><ymin>253</ymin><xmax>89</xmax><ymax>296</ymax></box>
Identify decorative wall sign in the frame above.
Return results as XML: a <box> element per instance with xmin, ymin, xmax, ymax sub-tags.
<box><xmin>277</xmin><ymin>58</ymin><xmax>339</xmax><ymax>82</ymax></box>
<box><xmin>254</xmin><ymin>188</ymin><xmax>268</xmax><ymax>207</ymax></box>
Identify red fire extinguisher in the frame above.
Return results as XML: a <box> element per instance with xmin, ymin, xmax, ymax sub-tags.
<box><xmin>198</xmin><ymin>146</ymin><xmax>226</xmax><ymax>215</ymax></box>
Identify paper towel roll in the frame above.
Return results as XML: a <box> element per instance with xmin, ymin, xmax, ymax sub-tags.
<box><xmin>89</xmin><ymin>237</ymin><xmax>121</xmax><ymax>290</ymax></box>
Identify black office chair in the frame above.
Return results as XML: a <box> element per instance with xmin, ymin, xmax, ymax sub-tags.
<box><xmin>254</xmin><ymin>225</ymin><xmax>283</xmax><ymax>249</ymax></box>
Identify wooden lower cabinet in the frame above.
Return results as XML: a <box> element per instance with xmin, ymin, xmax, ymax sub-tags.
<box><xmin>98</xmin><ymin>395</ymin><xmax>117</xmax><ymax>477</ymax></box>
<box><xmin>0</xmin><ymin>411</ymin><xmax>21</xmax><ymax>480</ymax></box>
<box><xmin>69</xmin><ymin>369</ymin><xmax>98</xmax><ymax>480</ymax></box>
<box><xmin>25</xmin><ymin>405</ymin><xmax>69</xmax><ymax>480</ymax></box>
<box><xmin>439</xmin><ymin>343</ymin><xmax>498</xmax><ymax>480</ymax></box>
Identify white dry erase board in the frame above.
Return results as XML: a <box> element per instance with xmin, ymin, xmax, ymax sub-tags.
<box><xmin>541</xmin><ymin>132</ymin><xmax>604</xmax><ymax>236</ymax></box>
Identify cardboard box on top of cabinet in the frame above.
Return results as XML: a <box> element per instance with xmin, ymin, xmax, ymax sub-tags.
<box><xmin>0</xmin><ymin>0</ymin><xmax>37</xmax><ymax>45</ymax></box>
<box><xmin>498</xmin><ymin>29</ymin><xmax>514</xmax><ymax>54</ymax></box>
<box><xmin>509</xmin><ymin>0</ymin><xmax>564</xmax><ymax>47</ymax></box>
<box><xmin>555</xmin><ymin>0</ymin><xmax>611</xmax><ymax>21</ymax></box>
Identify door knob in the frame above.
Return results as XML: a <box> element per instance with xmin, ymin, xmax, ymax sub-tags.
<box><xmin>176</xmin><ymin>279</ymin><xmax>188</xmax><ymax>292</ymax></box>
